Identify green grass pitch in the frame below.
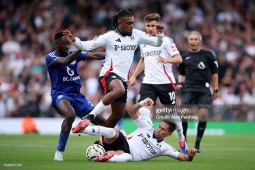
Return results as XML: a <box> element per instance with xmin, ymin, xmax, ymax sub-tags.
<box><xmin>0</xmin><ymin>134</ymin><xmax>254</xmax><ymax>170</ymax></box>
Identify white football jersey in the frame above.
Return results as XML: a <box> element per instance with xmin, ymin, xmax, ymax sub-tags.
<box><xmin>79</xmin><ymin>29</ymin><xmax>163</xmax><ymax>81</ymax></box>
<box><xmin>140</xmin><ymin>36</ymin><xmax>180</xmax><ymax>84</ymax></box>
<box><xmin>126</xmin><ymin>116</ymin><xmax>180</xmax><ymax>161</ymax></box>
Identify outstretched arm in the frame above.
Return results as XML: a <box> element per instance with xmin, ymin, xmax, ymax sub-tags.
<box><xmin>63</xmin><ymin>29</ymin><xmax>105</xmax><ymax>51</ymax></box>
<box><xmin>127</xmin><ymin>98</ymin><xmax>154</xmax><ymax>120</ymax></box>
<box><xmin>86</xmin><ymin>52</ymin><xmax>106</xmax><ymax>60</ymax></box>
<box><xmin>55</xmin><ymin>50</ymin><xmax>82</xmax><ymax>66</ymax></box>
<box><xmin>177</xmin><ymin>148</ymin><xmax>197</xmax><ymax>161</ymax></box>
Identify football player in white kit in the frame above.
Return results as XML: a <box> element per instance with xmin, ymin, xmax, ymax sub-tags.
<box><xmin>72</xmin><ymin>98</ymin><xmax>197</xmax><ymax>162</ymax></box>
<box><xmin>128</xmin><ymin>13</ymin><xmax>187</xmax><ymax>154</ymax></box>
<box><xmin>63</xmin><ymin>10</ymin><xmax>165</xmax><ymax>128</ymax></box>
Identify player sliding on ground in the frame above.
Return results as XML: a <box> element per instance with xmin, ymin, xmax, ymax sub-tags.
<box><xmin>72</xmin><ymin>98</ymin><xmax>197</xmax><ymax>162</ymax></box>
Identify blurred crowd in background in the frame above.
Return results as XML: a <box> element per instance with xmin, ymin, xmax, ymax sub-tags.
<box><xmin>0</xmin><ymin>0</ymin><xmax>254</xmax><ymax>121</ymax></box>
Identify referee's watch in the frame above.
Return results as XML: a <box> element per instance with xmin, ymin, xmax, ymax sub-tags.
<box><xmin>214</xmin><ymin>89</ymin><xmax>219</xmax><ymax>93</ymax></box>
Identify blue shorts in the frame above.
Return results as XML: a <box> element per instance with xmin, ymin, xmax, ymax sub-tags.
<box><xmin>52</xmin><ymin>93</ymin><xmax>94</xmax><ymax>118</ymax></box>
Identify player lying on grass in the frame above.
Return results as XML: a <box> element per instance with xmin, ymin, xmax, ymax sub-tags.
<box><xmin>72</xmin><ymin>98</ymin><xmax>197</xmax><ymax>162</ymax></box>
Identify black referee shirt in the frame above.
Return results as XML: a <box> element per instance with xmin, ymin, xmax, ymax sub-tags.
<box><xmin>178</xmin><ymin>49</ymin><xmax>219</xmax><ymax>95</ymax></box>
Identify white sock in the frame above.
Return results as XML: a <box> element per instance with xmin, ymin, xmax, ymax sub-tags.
<box><xmin>108</xmin><ymin>153</ymin><xmax>132</xmax><ymax>162</ymax></box>
<box><xmin>89</xmin><ymin>100</ymin><xmax>107</xmax><ymax>117</ymax></box>
<box><xmin>139</xmin><ymin>107</ymin><xmax>153</xmax><ymax>125</ymax></box>
<box><xmin>83</xmin><ymin>126</ymin><xmax>116</xmax><ymax>139</ymax></box>
<box><xmin>169</xmin><ymin>112</ymin><xmax>185</xmax><ymax>141</ymax></box>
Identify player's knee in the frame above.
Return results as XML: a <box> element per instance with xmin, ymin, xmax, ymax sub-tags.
<box><xmin>113</xmin><ymin>87</ymin><xmax>125</xmax><ymax>97</ymax></box>
<box><xmin>65</xmin><ymin>114</ymin><xmax>76</xmax><ymax>123</ymax></box>
<box><xmin>198</xmin><ymin>108</ymin><xmax>208</xmax><ymax>121</ymax></box>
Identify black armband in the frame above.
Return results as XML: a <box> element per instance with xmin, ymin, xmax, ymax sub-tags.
<box><xmin>178</xmin><ymin>82</ymin><xmax>184</xmax><ymax>86</ymax></box>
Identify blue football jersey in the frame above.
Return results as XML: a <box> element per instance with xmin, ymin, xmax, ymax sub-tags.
<box><xmin>45</xmin><ymin>50</ymin><xmax>88</xmax><ymax>95</ymax></box>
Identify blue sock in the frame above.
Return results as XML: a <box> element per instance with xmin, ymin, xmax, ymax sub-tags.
<box><xmin>117</xmin><ymin>118</ymin><xmax>123</xmax><ymax>130</ymax></box>
<box><xmin>57</xmin><ymin>133</ymin><xmax>69</xmax><ymax>152</ymax></box>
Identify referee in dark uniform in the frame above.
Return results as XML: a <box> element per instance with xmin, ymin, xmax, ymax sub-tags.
<box><xmin>177</xmin><ymin>31</ymin><xmax>219</xmax><ymax>153</ymax></box>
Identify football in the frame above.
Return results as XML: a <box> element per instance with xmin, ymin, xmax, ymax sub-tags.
<box><xmin>86</xmin><ymin>144</ymin><xmax>105</xmax><ymax>160</ymax></box>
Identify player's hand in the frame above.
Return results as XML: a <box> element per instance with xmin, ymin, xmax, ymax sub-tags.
<box><xmin>186</xmin><ymin>148</ymin><xmax>197</xmax><ymax>157</ymax></box>
<box><xmin>63</xmin><ymin>29</ymin><xmax>75</xmax><ymax>43</ymax></box>
<box><xmin>128</xmin><ymin>76</ymin><xmax>136</xmax><ymax>86</ymax></box>
<box><xmin>139</xmin><ymin>98</ymin><xmax>154</xmax><ymax>107</ymax></box>
<box><xmin>177</xmin><ymin>84</ymin><xmax>183</xmax><ymax>90</ymax></box>
<box><xmin>156</xmin><ymin>25</ymin><xmax>164</xmax><ymax>34</ymax></box>
<box><xmin>213</xmin><ymin>91</ymin><xmax>219</xmax><ymax>100</ymax></box>
<box><xmin>157</xmin><ymin>56</ymin><xmax>168</xmax><ymax>64</ymax></box>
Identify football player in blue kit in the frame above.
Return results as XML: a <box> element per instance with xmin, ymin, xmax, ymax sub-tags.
<box><xmin>45</xmin><ymin>31</ymin><xmax>106</xmax><ymax>161</ymax></box>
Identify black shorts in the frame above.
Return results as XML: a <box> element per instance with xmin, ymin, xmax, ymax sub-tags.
<box><xmin>181</xmin><ymin>92</ymin><xmax>212</xmax><ymax>108</ymax></box>
<box><xmin>102</xmin><ymin>131</ymin><xmax>130</xmax><ymax>154</ymax></box>
<box><xmin>138</xmin><ymin>83</ymin><xmax>176</xmax><ymax>105</ymax></box>
<box><xmin>99</xmin><ymin>72</ymin><xmax>128</xmax><ymax>103</ymax></box>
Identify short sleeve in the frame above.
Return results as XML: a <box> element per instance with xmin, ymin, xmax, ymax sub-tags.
<box><xmin>208</xmin><ymin>51</ymin><xmax>218</xmax><ymax>74</ymax></box>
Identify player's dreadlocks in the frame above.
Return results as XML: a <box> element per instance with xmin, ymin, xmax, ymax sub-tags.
<box><xmin>110</xmin><ymin>9</ymin><xmax>133</xmax><ymax>30</ymax></box>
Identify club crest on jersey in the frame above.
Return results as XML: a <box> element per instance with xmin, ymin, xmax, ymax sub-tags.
<box><xmin>198</xmin><ymin>62</ymin><xmax>206</xmax><ymax>69</ymax></box>
<box><xmin>156</xmin><ymin>143</ymin><xmax>161</xmax><ymax>148</ymax></box>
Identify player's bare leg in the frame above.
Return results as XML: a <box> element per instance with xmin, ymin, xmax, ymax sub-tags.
<box><xmin>54</xmin><ymin>99</ymin><xmax>76</xmax><ymax>161</ymax></box>
<box><xmin>105</xmin><ymin>102</ymin><xmax>126</xmax><ymax>128</ymax></box>
<box><xmin>83</xmin><ymin>79</ymin><xmax>125</xmax><ymax>122</ymax></box>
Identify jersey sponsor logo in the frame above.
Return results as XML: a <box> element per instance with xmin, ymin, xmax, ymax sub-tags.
<box><xmin>144</xmin><ymin>50</ymin><xmax>161</xmax><ymax>57</ymax></box>
<box><xmin>186</xmin><ymin>56</ymin><xmax>191</xmax><ymax>60</ymax></box>
<box><xmin>198</xmin><ymin>62</ymin><xmax>206</xmax><ymax>69</ymax></box>
<box><xmin>138</xmin><ymin>133</ymin><xmax>157</xmax><ymax>155</ymax></box>
<box><xmin>63</xmin><ymin>76</ymin><xmax>80</xmax><ymax>81</ymax></box>
<box><xmin>146</xmin><ymin>133</ymin><xmax>150</xmax><ymax>138</ymax></box>
<box><xmin>115</xmin><ymin>38</ymin><xmax>121</xmax><ymax>42</ymax></box>
<box><xmin>114</xmin><ymin>45</ymin><xmax>137</xmax><ymax>51</ymax></box>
